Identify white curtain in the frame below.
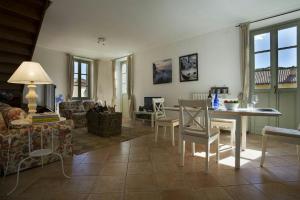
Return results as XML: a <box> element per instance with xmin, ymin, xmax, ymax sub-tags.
<box><xmin>239</xmin><ymin>22</ymin><xmax>250</xmax><ymax>105</ymax></box>
<box><xmin>92</xmin><ymin>59</ymin><xmax>99</xmax><ymax>101</ymax></box>
<box><xmin>111</xmin><ymin>60</ymin><xmax>116</xmax><ymax>106</ymax></box>
<box><xmin>127</xmin><ymin>54</ymin><xmax>135</xmax><ymax>119</ymax></box>
<box><xmin>67</xmin><ymin>54</ymin><xmax>74</xmax><ymax>101</ymax></box>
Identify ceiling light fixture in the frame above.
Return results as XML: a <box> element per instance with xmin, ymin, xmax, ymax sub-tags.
<box><xmin>97</xmin><ymin>37</ymin><xmax>106</xmax><ymax>46</ymax></box>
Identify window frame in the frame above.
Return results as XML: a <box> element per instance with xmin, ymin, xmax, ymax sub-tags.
<box><xmin>250</xmin><ymin>18</ymin><xmax>300</xmax><ymax>94</ymax></box>
<box><xmin>72</xmin><ymin>59</ymin><xmax>91</xmax><ymax>100</ymax></box>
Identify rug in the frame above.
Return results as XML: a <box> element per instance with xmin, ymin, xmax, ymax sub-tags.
<box><xmin>72</xmin><ymin>125</ymin><xmax>153</xmax><ymax>155</ymax></box>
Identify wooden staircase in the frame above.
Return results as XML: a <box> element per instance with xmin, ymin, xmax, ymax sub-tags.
<box><xmin>0</xmin><ymin>0</ymin><xmax>50</xmax><ymax>106</ymax></box>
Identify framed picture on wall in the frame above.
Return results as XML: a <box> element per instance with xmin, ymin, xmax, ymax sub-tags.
<box><xmin>153</xmin><ymin>58</ymin><xmax>172</xmax><ymax>84</ymax></box>
<box><xmin>179</xmin><ymin>53</ymin><xmax>198</xmax><ymax>82</ymax></box>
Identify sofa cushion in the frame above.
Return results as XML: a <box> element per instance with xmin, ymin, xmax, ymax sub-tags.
<box><xmin>83</xmin><ymin>101</ymin><xmax>96</xmax><ymax>111</ymax></box>
<box><xmin>1</xmin><ymin>107</ymin><xmax>27</xmax><ymax>127</ymax></box>
<box><xmin>0</xmin><ymin>113</ymin><xmax>7</xmax><ymax>132</ymax></box>
<box><xmin>0</xmin><ymin>102</ymin><xmax>11</xmax><ymax>111</ymax></box>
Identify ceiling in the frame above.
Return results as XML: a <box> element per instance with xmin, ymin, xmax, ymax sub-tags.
<box><xmin>36</xmin><ymin>0</ymin><xmax>300</xmax><ymax>59</ymax></box>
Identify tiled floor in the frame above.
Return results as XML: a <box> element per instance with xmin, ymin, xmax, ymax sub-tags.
<box><xmin>1</xmin><ymin>124</ymin><xmax>300</xmax><ymax>200</ymax></box>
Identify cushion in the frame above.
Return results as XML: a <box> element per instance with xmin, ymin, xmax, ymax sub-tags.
<box><xmin>0</xmin><ymin>102</ymin><xmax>11</xmax><ymax>111</ymax></box>
<box><xmin>0</xmin><ymin>113</ymin><xmax>7</xmax><ymax>132</ymax></box>
<box><xmin>183</xmin><ymin>127</ymin><xmax>219</xmax><ymax>138</ymax></box>
<box><xmin>264</xmin><ymin>126</ymin><xmax>300</xmax><ymax>138</ymax></box>
<box><xmin>1</xmin><ymin>107</ymin><xmax>27</xmax><ymax>127</ymax></box>
<box><xmin>83</xmin><ymin>101</ymin><xmax>96</xmax><ymax>111</ymax></box>
<box><xmin>156</xmin><ymin>117</ymin><xmax>179</xmax><ymax>123</ymax></box>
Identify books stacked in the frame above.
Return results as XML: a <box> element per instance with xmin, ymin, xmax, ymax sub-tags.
<box><xmin>31</xmin><ymin>112</ymin><xmax>60</xmax><ymax>124</ymax></box>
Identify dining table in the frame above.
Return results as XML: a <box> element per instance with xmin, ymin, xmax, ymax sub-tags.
<box><xmin>164</xmin><ymin>106</ymin><xmax>282</xmax><ymax>169</ymax></box>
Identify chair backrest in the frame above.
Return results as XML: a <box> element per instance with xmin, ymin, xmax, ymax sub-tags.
<box><xmin>298</xmin><ymin>123</ymin><xmax>300</xmax><ymax>130</ymax></box>
<box><xmin>179</xmin><ymin>99</ymin><xmax>211</xmax><ymax>136</ymax></box>
<box><xmin>152</xmin><ymin>98</ymin><xmax>166</xmax><ymax>120</ymax></box>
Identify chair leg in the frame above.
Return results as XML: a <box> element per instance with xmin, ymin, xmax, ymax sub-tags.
<box><xmin>216</xmin><ymin>135</ymin><xmax>220</xmax><ymax>163</ymax></box>
<box><xmin>163</xmin><ymin>126</ymin><xmax>167</xmax><ymax>137</ymax></box>
<box><xmin>178</xmin><ymin>132</ymin><xmax>182</xmax><ymax>154</ymax></box>
<box><xmin>7</xmin><ymin>157</ymin><xmax>32</xmax><ymax>196</ymax></box>
<box><xmin>260</xmin><ymin>135</ymin><xmax>268</xmax><ymax>167</ymax></box>
<box><xmin>192</xmin><ymin>143</ymin><xmax>195</xmax><ymax>156</ymax></box>
<box><xmin>155</xmin><ymin>124</ymin><xmax>159</xmax><ymax>143</ymax></box>
<box><xmin>181</xmin><ymin>140</ymin><xmax>185</xmax><ymax>166</ymax></box>
<box><xmin>205</xmin><ymin>143</ymin><xmax>210</xmax><ymax>173</ymax></box>
<box><xmin>52</xmin><ymin>152</ymin><xmax>70</xmax><ymax>178</ymax></box>
<box><xmin>171</xmin><ymin>125</ymin><xmax>175</xmax><ymax>146</ymax></box>
<box><xmin>297</xmin><ymin>145</ymin><xmax>300</xmax><ymax>161</ymax></box>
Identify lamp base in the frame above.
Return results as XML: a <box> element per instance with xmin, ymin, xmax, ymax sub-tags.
<box><xmin>25</xmin><ymin>84</ymin><xmax>38</xmax><ymax>114</ymax></box>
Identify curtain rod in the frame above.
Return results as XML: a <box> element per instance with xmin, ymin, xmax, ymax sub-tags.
<box><xmin>112</xmin><ymin>54</ymin><xmax>133</xmax><ymax>61</ymax></box>
<box><xmin>236</xmin><ymin>8</ymin><xmax>300</xmax><ymax>27</ymax></box>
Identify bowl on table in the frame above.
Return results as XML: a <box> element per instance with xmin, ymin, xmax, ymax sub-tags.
<box><xmin>224</xmin><ymin>100</ymin><xmax>239</xmax><ymax>110</ymax></box>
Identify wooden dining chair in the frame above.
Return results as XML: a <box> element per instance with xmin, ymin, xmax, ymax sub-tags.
<box><xmin>153</xmin><ymin>98</ymin><xmax>179</xmax><ymax>146</ymax></box>
<box><xmin>260</xmin><ymin>124</ymin><xmax>300</xmax><ymax>167</ymax></box>
<box><xmin>179</xmin><ymin>99</ymin><xmax>220</xmax><ymax>173</ymax></box>
<box><xmin>192</xmin><ymin>92</ymin><xmax>236</xmax><ymax>147</ymax></box>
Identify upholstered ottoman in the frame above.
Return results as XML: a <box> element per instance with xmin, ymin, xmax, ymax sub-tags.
<box><xmin>86</xmin><ymin>110</ymin><xmax>122</xmax><ymax>137</ymax></box>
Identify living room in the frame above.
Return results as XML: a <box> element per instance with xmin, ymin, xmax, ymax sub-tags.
<box><xmin>1</xmin><ymin>0</ymin><xmax>300</xmax><ymax>199</ymax></box>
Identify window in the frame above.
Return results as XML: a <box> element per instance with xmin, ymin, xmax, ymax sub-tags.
<box><xmin>121</xmin><ymin>61</ymin><xmax>127</xmax><ymax>94</ymax></box>
<box><xmin>277</xmin><ymin>26</ymin><xmax>297</xmax><ymax>89</ymax></box>
<box><xmin>72</xmin><ymin>59</ymin><xmax>90</xmax><ymax>99</ymax></box>
<box><xmin>253</xmin><ymin>32</ymin><xmax>271</xmax><ymax>89</ymax></box>
<box><xmin>251</xmin><ymin>22</ymin><xmax>298</xmax><ymax>90</ymax></box>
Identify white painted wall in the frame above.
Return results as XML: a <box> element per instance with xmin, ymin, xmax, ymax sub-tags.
<box><xmin>134</xmin><ymin>27</ymin><xmax>241</xmax><ymax>108</ymax></box>
<box><xmin>97</xmin><ymin>60</ymin><xmax>113</xmax><ymax>105</ymax></box>
<box><xmin>32</xmin><ymin>46</ymin><xmax>68</xmax><ymax>101</ymax></box>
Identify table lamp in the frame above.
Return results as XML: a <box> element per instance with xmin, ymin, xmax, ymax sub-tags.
<box><xmin>7</xmin><ymin>61</ymin><xmax>53</xmax><ymax>114</ymax></box>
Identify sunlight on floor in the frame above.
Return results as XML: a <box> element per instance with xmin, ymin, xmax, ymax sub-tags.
<box><xmin>219</xmin><ymin>156</ymin><xmax>250</xmax><ymax>167</ymax></box>
<box><xmin>193</xmin><ymin>148</ymin><xmax>264</xmax><ymax>167</ymax></box>
<box><xmin>241</xmin><ymin>149</ymin><xmax>263</xmax><ymax>160</ymax></box>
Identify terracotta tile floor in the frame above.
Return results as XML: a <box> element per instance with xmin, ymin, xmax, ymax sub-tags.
<box><xmin>1</xmin><ymin>124</ymin><xmax>300</xmax><ymax>200</ymax></box>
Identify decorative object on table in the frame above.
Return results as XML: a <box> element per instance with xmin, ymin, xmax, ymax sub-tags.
<box><xmin>207</xmin><ymin>90</ymin><xmax>213</xmax><ymax>106</ymax></box>
<box><xmin>31</xmin><ymin>112</ymin><xmax>60</xmax><ymax>123</ymax></box>
<box><xmin>179</xmin><ymin>53</ymin><xmax>198</xmax><ymax>82</ymax></box>
<box><xmin>55</xmin><ymin>94</ymin><xmax>64</xmax><ymax>113</ymax></box>
<box><xmin>224</xmin><ymin>100</ymin><xmax>239</xmax><ymax>110</ymax></box>
<box><xmin>153</xmin><ymin>58</ymin><xmax>172</xmax><ymax>84</ymax></box>
<box><xmin>138</xmin><ymin>106</ymin><xmax>144</xmax><ymax>111</ymax></box>
<box><xmin>7</xmin><ymin>62</ymin><xmax>53</xmax><ymax>114</ymax></box>
<box><xmin>251</xmin><ymin>94</ymin><xmax>259</xmax><ymax>108</ymax></box>
<box><xmin>213</xmin><ymin>91</ymin><xmax>219</xmax><ymax>110</ymax></box>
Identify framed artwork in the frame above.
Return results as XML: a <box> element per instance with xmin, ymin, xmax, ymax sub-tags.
<box><xmin>179</xmin><ymin>53</ymin><xmax>198</xmax><ymax>82</ymax></box>
<box><xmin>153</xmin><ymin>58</ymin><xmax>172</xmax><ymax>84</ymax></box>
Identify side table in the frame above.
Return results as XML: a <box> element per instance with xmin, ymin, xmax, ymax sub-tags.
<box><xmin>7</xmin><ymin>117</ymin><xmax>70</xmax><ymax>196</ymax></box>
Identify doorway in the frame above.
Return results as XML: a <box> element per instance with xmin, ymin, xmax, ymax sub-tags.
<box><xmin>250</xmin><ymin>20</ymin><xmax>300</xmax><ymax>133</ymax></box>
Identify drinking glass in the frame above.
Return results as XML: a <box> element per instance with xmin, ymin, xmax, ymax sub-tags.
<box><xmin>251</xmin><ymin>95</ymin><xmax>259</xmax><ymax>108</ymax></box>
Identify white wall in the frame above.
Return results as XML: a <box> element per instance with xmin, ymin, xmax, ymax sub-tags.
<box><xmin>97</xmin><ymin>60</ymin><xmax>113</xmax><ymax>105</ymax></box>
<box><xmin>32</xmin><ymin>46</ymin><xmax>68</xmax><ymax>101</ymax></box>
<box><xmin>134</xmin><ymin>27</ymin><xmax>241</xmax><ymax>108</ymax></box>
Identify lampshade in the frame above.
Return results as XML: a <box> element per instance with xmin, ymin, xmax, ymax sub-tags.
<box><xmin>8</xmin><ymin>61</ymin><xmax>53</xmax><ymax>84</ymax></box>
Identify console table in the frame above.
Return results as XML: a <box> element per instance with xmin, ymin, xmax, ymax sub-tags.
<box><xmin>133</xmin><ymin>111</ymin><xmax>155</xmax><ymax>127</ymax></box>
